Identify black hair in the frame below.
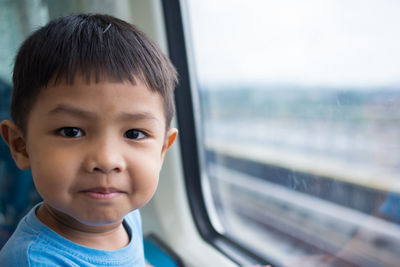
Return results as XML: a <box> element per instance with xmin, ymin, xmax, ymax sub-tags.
<box><xmin>11</xmin><ymin>13</ymin><xmax>178</xmax><ymax>133</ymax></box>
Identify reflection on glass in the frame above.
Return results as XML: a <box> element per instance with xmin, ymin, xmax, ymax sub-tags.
<box><xmin>186</xmin><ymin>0</ymin><xmax>400</xmax><ymax>266</ymax></box>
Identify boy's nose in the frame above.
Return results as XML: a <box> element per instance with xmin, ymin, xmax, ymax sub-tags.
<box><xmin>84</xmin><ymin>137</ymin><xmax>126</xmax><ymax>174</ymax></box>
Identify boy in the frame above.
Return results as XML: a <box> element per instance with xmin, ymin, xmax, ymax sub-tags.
<box><xmin>0</xmin><ymin>13</ymin><xmax>178</xmax><ymax>266</ymax></box>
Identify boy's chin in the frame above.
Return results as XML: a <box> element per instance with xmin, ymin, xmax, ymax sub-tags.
<box><xmin>39</xmin><ymin>203</ymin><xmax>128</xmax><ymax>232</ymax></box>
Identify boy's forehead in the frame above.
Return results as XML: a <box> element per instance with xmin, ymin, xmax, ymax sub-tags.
<box><xmin>36</xmin><ymin>74</ymin><xmax>168</xmax><ymax>123</ymax></box>
<box><xmin>41</xmin><ymin>73</ymin><xmax>156</xmax><ymax>99</ymax></box>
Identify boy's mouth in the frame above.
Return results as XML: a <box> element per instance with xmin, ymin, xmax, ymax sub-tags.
<box><xmin>80</xmin><ymin>187</ymin><xmax>124</xmax><ymax>200</ymax></box>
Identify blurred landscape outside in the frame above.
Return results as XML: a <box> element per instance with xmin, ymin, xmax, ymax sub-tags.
<box><xmin>187</xmin><ymin>0</ymin><xmax>400</xmax><ymax>265</ymax></box>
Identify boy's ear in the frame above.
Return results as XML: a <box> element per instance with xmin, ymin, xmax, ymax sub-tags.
<box><xmin>0</xmin><ymin>120</ymin><xmax>30</xmax><ymax>170</ymax></box>
<box><xmin>160</xmin><ymin>128</ymin><xmax>178</xmax><ymax>161</ymax></box>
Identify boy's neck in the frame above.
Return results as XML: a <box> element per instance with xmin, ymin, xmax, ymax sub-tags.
<box><xmin>36</xmin><ymin>203</ymin><xmax>130</xmax><ymax>250</ymax></box>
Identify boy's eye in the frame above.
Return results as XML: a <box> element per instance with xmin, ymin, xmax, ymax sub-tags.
<box><xmin>57</xmin><ymin>127</ymin><xmax>84</xmax><ymax>138</ymax></box>
<box><xmin>124</xmin><ymin>129</ymin><xmax>146</xmax><ymax>140</ymax></box>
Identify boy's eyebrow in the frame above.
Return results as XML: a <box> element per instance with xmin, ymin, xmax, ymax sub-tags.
<box><xmin>118</xmin><ymin>112</ymin><xmax>159</xmax><ymax>122</ymax></box>
<box><xmin>48</xmin><ymin>105</ymin><xmax>96</xmax><ymax>119</ymax></box>
<box><xmin>48</xmin><ymin>104</ymin><xmax>159</xmax><ymax>121</ymax></box>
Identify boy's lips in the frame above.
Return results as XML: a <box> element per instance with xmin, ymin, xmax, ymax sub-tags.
<box><xmin>80</xmin><ymin>187</ymin><xmax>125</xmax><ymax>199</ymax></box>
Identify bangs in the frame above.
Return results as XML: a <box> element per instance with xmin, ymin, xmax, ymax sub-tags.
<box><xmin>16</xmin><ymin>14</ymin><xmax>175</xmax><ymax>93</ymax></box>
<box><xmin>39</xmin><ymin>15</ymin><xmax>151</xmax><ymax>88</ymax></box>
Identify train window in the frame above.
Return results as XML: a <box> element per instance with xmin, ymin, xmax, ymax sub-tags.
<box><xmin>181</xmin><ymin>0</ymin><xmax>400</xmax><ymax>265</ymax></box>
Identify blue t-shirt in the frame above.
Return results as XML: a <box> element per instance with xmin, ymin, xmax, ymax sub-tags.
<box><xmin>0</xmin><ymin>203</ymin><xmax>145</xmax><ymax>266</ymax></box>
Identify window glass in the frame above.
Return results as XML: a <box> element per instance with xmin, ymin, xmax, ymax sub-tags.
<box><xmin>185</xmin><ymin>0</ymin><xmax>400</xmax><ymax>265</ymax></box>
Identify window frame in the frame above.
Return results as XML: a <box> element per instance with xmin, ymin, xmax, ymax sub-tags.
<box><xmin>161</xmin><ymin>0</ymin><xmax>272</xmax><ymax>265</ymax></box>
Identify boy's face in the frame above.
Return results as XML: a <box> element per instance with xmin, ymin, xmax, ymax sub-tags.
<box><xmin>7</xmin><ymin>76</ymin><xmax>177</xmax><ymax>228</ymax></box>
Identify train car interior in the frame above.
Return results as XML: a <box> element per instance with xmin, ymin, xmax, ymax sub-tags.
<box><xmin>1</xmin><ymin>0</ymin><xmax>400</xmax><ymax>266</ymax></box>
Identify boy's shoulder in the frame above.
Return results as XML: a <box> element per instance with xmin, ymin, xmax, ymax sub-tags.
<box><xmin>0</xmin><ymin>203</ymin><xmax>45</xmax><ymax>266</ymax></box>
<box><xmin>0</xmin><ymin>206</ymin><xmax>144</xmax><ymax>266</ymax></box>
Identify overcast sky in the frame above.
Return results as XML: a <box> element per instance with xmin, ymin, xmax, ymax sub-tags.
<box><xmin>186</xmin><ymin>0</ymin><xmax>400</xmax><ymax>89</ymax></box>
